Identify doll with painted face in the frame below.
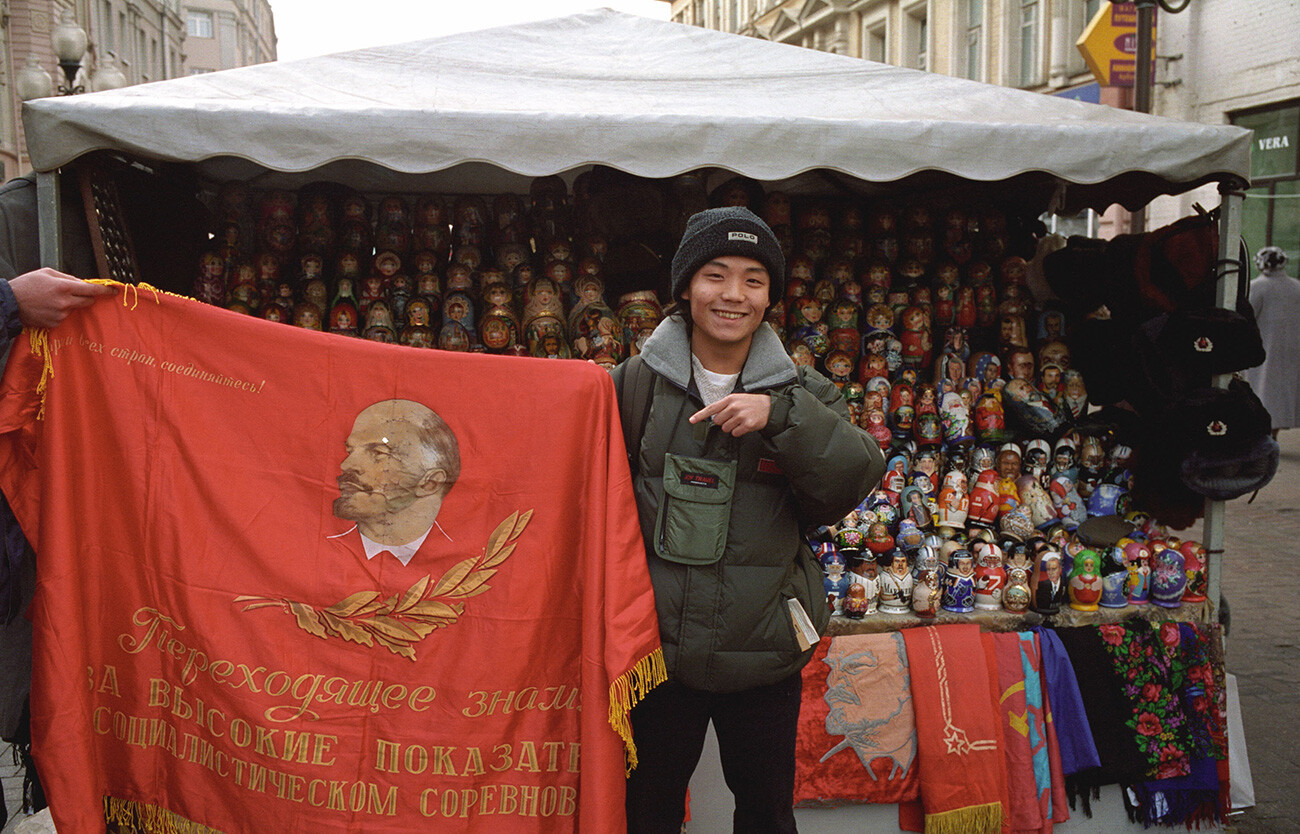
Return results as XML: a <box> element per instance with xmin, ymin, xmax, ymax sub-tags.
<box><xmin>899</xmin><ymin>305</ymin><xmax>933</xmax><ymax>369</ymax></box>
<box><xmin>972</xmin><ymin>541</ymin><xmax>1006</xmax><ymax>610</ymax></box>
<box><xmin>1030</xmin><ymin>543</ymin><xmax>1065</xmax><ymax>615</ymax></box>
<box><xmin>1067</xmin><ymin>550</ymin><xmax>1103</xmax><ymax>612</ymax></box>
<box><xmin>967</xmin><ymin>468</ymin><xmax>1001</xmax><ymax>529</ymax></box>
<box><xmin>941</xmin><ymin>550</ymin><xmax>976</xmax><ymax>613</ymax></box>
<box><xmin>935</xmin><ymin>469</ymin><xmax>970</xmax><ymax>528</ymax></box>
<box><xmin>877</xmin><ymin>550</ymin><xmax>915</xmax><ymax>614</ymax></box>
<box><xmin>1049</xmin><ymin>474</ymin><xmax>1087</xmax><ymax>530</ymax></box>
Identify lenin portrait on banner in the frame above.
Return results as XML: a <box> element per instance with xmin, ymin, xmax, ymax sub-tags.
<box><xmin>331</xmin><ymin>398</ymin><xmax>462</xmax><ymax>566</ymax></box>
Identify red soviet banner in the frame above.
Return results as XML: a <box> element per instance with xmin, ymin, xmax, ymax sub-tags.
<box><xmin>0</xmin><ymin>288</ymin><xmax>663</xmax><ymax>833</ymax></box>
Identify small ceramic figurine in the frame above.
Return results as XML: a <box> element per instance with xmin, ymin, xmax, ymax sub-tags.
<box><xmin>877</xmin><ymin>550</ymin><xmax>915</xmax><ymax>615</ymax></box>
<box><xmin>1066</xmin><ymin>549</ymin><xmax>1103</xmax><ymax>612</ymax></box>
<box><xmin>941</xmin><ymin>550</ymin><xmax>976</xmax><ymax>614</ymax></box>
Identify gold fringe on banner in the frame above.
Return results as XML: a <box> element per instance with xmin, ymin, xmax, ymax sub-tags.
<box><xmin>26</xmin><ymin>280</ymin><xmax>180</xmax><ymax>420</ymax></box>
<box><xmin>923</xmin><ymin>800</ymin><xmax>1003</xmax><ymax>834</ymax></box>
<box><xmin>607</xmin><ymin>646</ymin><xmax>667</xmax><ymax>775</ymax></box>
<box><xmin>103</xmin><ymin>796</ymin><xmax>224</xmax><ymax>834</ymax></box>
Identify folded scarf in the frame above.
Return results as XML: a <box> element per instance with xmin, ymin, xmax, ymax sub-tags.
<box><xmin>1034</xmin><ymin>626</ymin><xmax>1100</xmax><ymax>776</ymax></box>
<box><xmin>991</xmin><ymin>632</ymin><xmax>1044</xmax><ymax>833</ymax></box>
<box><xmin>899</xmin><ymin>624</ymin><xmax>1006</xmax><ymax>834</ymax></box>
<box><xmin>1053</xmin><ymin>625</ymin><xmax>1147</xmax><ymax>815</ymax></box>
<box><xmin>795</xmin><ymin>633</ymin><xmax>919</xmax><ymax>806</ymax></box>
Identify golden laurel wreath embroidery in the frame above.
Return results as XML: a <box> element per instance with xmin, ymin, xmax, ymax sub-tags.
<box><xmin>235</xmin><ymin>510</ymin><xmax>532</xmax><ymax>661</ymax></box>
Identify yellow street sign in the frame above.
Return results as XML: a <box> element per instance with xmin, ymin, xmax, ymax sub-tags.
<box><xmin>1077</xmin><ymin>2</ymin><xmax>1156</xmax><ymax>87</ymax></box>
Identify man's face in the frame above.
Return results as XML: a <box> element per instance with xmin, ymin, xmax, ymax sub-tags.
<box><xmin>334</xmin><ymin>406</ymin><xmax>443</xmax><ymax>522</ymax></box>
<box><xmin>683</xmin><ymin>256</ymin><xmax>770</xmax><ymax>353</ymax></box>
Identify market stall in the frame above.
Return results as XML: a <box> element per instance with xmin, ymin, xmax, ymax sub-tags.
<box><xmin>16</xmin><ymin>8</ymin><xmax>1256</xmax><ymax>832</ymax></box>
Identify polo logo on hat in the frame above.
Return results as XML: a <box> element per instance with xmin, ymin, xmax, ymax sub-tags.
<box><xmin>728</xmin><ymin>231</ymin><xmax>759</xmax><ymax>244</ymax></box>
<box><xmin>1193</xmin><ymin>336</ymin><xmax>1213</xmax><ymax>353</ymax></box>
<box><xmin>1207</xmin><ymin>420</ymin><xmax>1227</xmax><ymax>437</ymax></box>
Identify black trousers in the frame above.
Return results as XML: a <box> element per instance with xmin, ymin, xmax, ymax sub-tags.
<box><xmin>625</xmin><ymin>673</ymin><xmax>802</xmax><ymax>834</ymax></box>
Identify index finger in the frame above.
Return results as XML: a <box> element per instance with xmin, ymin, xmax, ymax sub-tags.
<box><xmin>688</xmin><ymin>400</ymin><xmax>725</xmax><ymax>424</ymax></box>
<box><xmin>69</xmin><ymin>281</ymin><xmax>118</xmax><ymax>297</ymax></box>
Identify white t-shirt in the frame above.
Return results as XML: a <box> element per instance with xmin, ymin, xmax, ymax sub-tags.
<box><xmin>691</xmin><ymin>353</ymin><xmax>739</xmax><ymax>407</ymax></box>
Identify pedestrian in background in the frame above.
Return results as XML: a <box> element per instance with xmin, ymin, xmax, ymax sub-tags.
<box><xmin>1244</xmin><ymin>246</ymin><xmax>1300</xmax><ymax>438</ymax></box>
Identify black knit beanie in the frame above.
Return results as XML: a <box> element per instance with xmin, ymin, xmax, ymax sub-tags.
<box><xmin>670</xmin><ymin>207</ymin><xmax>786</xmax><ymax>303</ymax></box>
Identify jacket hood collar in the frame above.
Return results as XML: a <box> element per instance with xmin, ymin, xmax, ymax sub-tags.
<box><xmin>640</xmin><ymin>315</ymin><xmax>798</xmax><ymax>392</ymax></box>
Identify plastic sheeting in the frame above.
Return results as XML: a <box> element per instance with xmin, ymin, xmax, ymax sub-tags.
<box><xmin>21</xmin><ymin>9</ymin><xmax>1250</xmax><ymax>211</ymax></box>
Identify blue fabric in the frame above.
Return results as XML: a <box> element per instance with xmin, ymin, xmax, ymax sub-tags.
<box><xmin>1036</xmin><ymin>626</ymin><xmax>1101</xmax><ymax>775</ymax></box>
<box><xmin>1018</xmin><ymin>632</ymin><xmax>1053</xmax><ymax>814</ymax></box>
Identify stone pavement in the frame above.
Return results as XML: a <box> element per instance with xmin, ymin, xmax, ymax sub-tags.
<box><xmin>1217</xmin><ymin>428</ymin><xmax>1300</xmax><ymax>834</ymax></box>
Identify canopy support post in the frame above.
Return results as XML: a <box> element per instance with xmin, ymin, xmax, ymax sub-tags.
<box><xmin>36</xmin><ymin>170</ymin><xmax>63</xmax><ymax>271</ymax></box>
<box><xmin>1203</xmin><ymin>175</ymin><xmax>1248</xmax><ymax>627</ymax></box>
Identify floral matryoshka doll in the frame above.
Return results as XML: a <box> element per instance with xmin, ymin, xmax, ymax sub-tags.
<box><xmin>1099</xmin><ymin>545</ymin><xmax>1130</xmax><ymax>609</ymax></box>
<box><xmin>848</xmin><ymin>558</ymin><xmax>880</xmax><ymax>616</ymax></box>
<box><xmin>1066</xmin><ymin>549</ymin><xmax>1103</xmax><ymax>612</ymax></box>
<box><xmin>1150</xmin><ymin>547</ymin><xmax>1187</xmax><ymax>608</ymax></box>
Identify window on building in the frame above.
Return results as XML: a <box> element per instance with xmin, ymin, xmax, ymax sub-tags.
<box><xmin>1085</xmin><ymin>0</ymin><xmax>1103</xmax><ymax>22</ymax></box>
<box><xmin>188</xmin><ymin>10</ymin><xmax>214</xmax><ymax>38</ymax></box>
<box><xmin>864</xmin><ymin>18</ymin><xmax>888</xmax><ymax>63</ymax></box>
<box><xmin>692</xmin><ymin>0</ymin><xmax>704</xmax><ymax>27</ymax></box>
<box><xmin>99</xmin><ymin>1</ymin><xmax>115</xmax><ymax>53</ymax></box>
<box><xmin>904</xmin><ymin>2</ymin><xmax>928</xmax><ymax>71</ymax></box>
<box><xmin>1234</xmin><ymin>101</ymin><xmax>1300</xmax><ymax>264</ymax></box>
<box><xmin>1013</xmin><ymin>0</ymin><xmax>1041</xmax><ymax>86</ymax></box>
<box><xmin>962</xmin><ymin>0</ymin><xmax>983</xmax><ymax>81</ymax></box>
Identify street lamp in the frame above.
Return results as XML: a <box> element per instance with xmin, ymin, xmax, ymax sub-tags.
<box><xmin>50</xmin><ymin>11</ymin><xmax>90</xmax><ymax>95</ymax></box>
<box><xmin>15</xmin><ymin>54</ymin><xmax>55</xmax><ymax>101</ymax></box>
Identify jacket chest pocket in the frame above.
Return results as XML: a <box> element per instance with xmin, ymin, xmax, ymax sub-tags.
<box><xmin>655</xmin><ymin>453</ymin><xmax>737</xmax><ymax>565</ymax></box>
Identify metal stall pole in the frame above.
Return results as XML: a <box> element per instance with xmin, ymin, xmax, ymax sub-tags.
<box><xmin>36</xmin><ymin>170</ymin><xmax>63</xmax><ymax>270</ymax></box>
<box><xmin>1203</xmin><ymin>176</ymin><xmax>1249</xmax><ymax>625</ymax></box>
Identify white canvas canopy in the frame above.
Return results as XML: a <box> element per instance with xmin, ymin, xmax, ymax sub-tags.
<box><xmin>22</xmin><ymin>8</ymin><xmax>1249</xmax><ymax>213</ymax></box>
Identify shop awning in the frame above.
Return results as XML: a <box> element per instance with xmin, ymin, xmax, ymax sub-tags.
<box><xmin>22</xmin><ymin>8</ymin><xmax>1250</xmax><ymax>212</ymax></box>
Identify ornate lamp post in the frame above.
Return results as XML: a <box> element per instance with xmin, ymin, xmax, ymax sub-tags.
<box><xmin>49</xmin><ymin>11</ymin><xmax>90</xmax><ymax>95</ymax></box>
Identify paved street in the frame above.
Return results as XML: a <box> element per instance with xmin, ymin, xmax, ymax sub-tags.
<box><xmin>1218</xmin><ymin>428</ymin><xmax>1300</xmax><ymax>834</ymax></box>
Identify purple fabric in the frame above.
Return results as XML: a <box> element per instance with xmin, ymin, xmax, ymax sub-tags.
<box><xmin>1036</xmin><ymin>626</ymin><xmax>1101</xmax><ymax>775</ymax></box>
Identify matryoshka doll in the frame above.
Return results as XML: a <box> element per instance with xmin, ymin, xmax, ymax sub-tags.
<box><xmin>975</xmin><ymin>392</ymin><xmax>1009</xmax><ymax>443</ymax></box>
<box><xmin>1180</xmin><ymin>539</ymin><xmax>1208</xmax><ymax>604</ymax></box>
<box><xmin>1049</xmin><ymin>474</ymin><xmax>1087</xmax><ymax>529</ymax></box>
<box><xmin>1030</xmin><ymin>544</ymin><xmax>1065</xmax><ymax>615</ymax></box>
<box><xmin>935</xmin><ymin>469</ymin><xmax>970</xmax><ymax>528</ymax></box>
<box><xmin>824</xmin><ymin>555</ymin><xmax>850</xmax><ymax>615</ymax></box>
<box><xmin>193</xmin><ymin>251</ymin><xmax>226</xmax><ymax>306</ymax></box>
<box><xmin>1150</xmin><ymin>547</ymin><xmax>1187</xmax><ymax>608</ymax></box>
<box><xmin>972</xmin><ymin>541</ymin><xmax>1006</xmax><ymax>611</ymax></box>
<box><xmin>328</xmin><ymin>278</ymin><xmax>360</xmax><ymax>337</ymax></box>
<box><xmin>899</xmin><ymin>305</ymin><xmax>933</xmax><ymax>369</ymax></box>
<box><xmin>967</xmin><ymin>468</ymin><xmax>1001</xmax><ymax>529</ymax></box>
<box><xmin>912</xmin><ymin>569</ymin><xmax>941</xmax><ymax>618</ymax></box>
<box><xmin>1122</xmin><ymin>539</ymin><xmax>1152</xmax><ymax>605</ymax></box>
<box><xmin>1097</xmin><ymin>545</ymin><xmax>1130</xmax><ymax>609</ymax></box>
<box><xmin>847</xmin><ymin>557</ymin><xmax>880</xmax><ymax>615</ymax></box>
<box><xmin>1066</xmin><ymin>549</ymin><xmax>1103</xmax><ymax>612</ymax></box>
<box><xmin>1003</xmin><ymin>567</ymin><xmax>1032</xmax><ymax>613</ymax></box>
<box><xmin>941</xmin><ymin>550</ymin><xmax>976</xmax><ymax>613</ymax></box>
<box><xmin>890</xmin><ymin>381</ymin><xmax>916</xmax><ymax>437</ymax></box>
<box><xmin>864</xmin><ymin>521</ymin><xmax>895</xmax><ymax>558</ymax></box>
<box><xmin>841</xmin><ymin>583</ymin><xmax>873</xmax><ymax>619</ymax></box>
<box><xmin>939</xmin><ymin>391</ymin><xmax>975</xmax><ymax>448</ymax></box>
<box><xmin>877</xmin><ymin>550</ymin><xmax>915</xmax><ymax>614</ymax></box>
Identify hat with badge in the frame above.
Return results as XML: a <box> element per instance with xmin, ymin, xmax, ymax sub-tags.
<box><xmin>1169</xmin><ymin>379</ymin><xmax>1279</xmax><ymax>500</ymax></box>
<box><xmin>670</xmin><ymin>207</ymin><xmax>786</xmax><ymax>303</ymax></box>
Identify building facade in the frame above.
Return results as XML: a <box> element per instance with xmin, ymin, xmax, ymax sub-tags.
<box><xmin>0</xmin><ymin>0</ymin><xmax>276</xmax><ymax>180</ymax></box>
<box><xmin>661</xmin><ymin>0</ymin><xmax>1300</xmax><ymax>256</ymax></box>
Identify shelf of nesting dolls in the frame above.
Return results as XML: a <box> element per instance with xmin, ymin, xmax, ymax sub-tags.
<box><xmin>825</xmin><ymin>598</ymin><xmax>1213</xmax><ymax>636</ymax></box>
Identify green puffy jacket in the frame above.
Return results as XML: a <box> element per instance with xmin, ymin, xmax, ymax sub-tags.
<box><xmin>612</xmin><ymin>317</ymin><xmax>885</xmax><ymax>693</ymax></box>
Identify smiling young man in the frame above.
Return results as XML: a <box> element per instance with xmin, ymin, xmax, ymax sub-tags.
<box><xmin>612</xmin><ymin>206</ymin><xmax>885</xmax><ymax>833</ymax></box>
